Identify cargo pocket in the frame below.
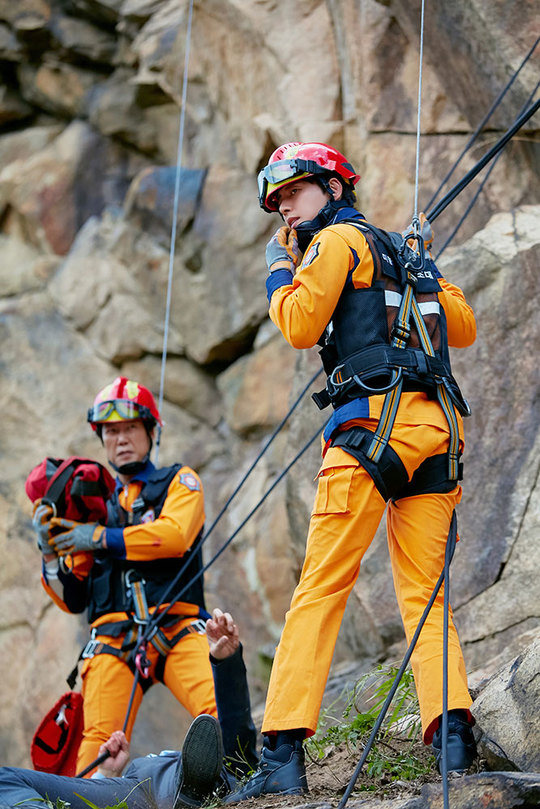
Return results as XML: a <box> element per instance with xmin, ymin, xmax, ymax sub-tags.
<box><xmin>312</xmin><ymin>462</ymin><xmax>357</xmax><ymax>516</ymax></box>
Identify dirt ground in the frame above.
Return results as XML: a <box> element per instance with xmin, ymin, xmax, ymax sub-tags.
<box><xmin>221</xmin><ymin>735</ymin><xmax>468</xmax><ymax>809</ymax></box>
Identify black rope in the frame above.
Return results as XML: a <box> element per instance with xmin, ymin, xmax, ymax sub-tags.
<box><xmin>74</xmin><ymin>420</ymin><xmax>326</xmax><ymax>778</ymax></box>
<box><xmin>440</xmin><ymin>513</ymin><xmax>453</xmax><ymax>809</ymax></box>
<box><xmin>337</xmin><ymin>512</ymin><xmax>458</xmax><ymax>809</ymax></box>
<box><xmin>202</xmin><ymin>368</ymin><xmax>323</xmax><ymax>545</ymax></box>
<box><xmin>424</xmin><ymin>36</ymin><xmax>539</xmax><ymax>213</ymax></box>
<box><xmin>427</xmin><ymin>98</ymin><xmax>539</xmax><ymax>225</ymax></box>
<box><xmin>436</xmin><ymin>78</ymin><xmax>540</xmax><ymax>259</ymax></box>
<box><xmin>130</xmin><ymin>367</ymin><xmax>323</xmax><ymax>636</ymax></box>
<box><xmin>142</xmin><ymin>421</ymin><xmax>326</xmax><ymax>638</ymax></box>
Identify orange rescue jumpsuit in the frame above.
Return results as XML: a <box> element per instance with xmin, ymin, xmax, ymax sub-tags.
<box><xmin>262</xmin><ymin>219</ymin><xmax>476</xmax><ymax>743</ymax></box>
<box><xmin>42</xmin><ymin>462</ymin><xmax>217</xmax><ymax>773</ymax></box>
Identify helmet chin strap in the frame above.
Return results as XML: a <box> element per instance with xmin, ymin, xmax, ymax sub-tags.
<box><xmin>109</xmin><ymin>455</ymin><xmax>150</xmax><ymax>476</ymax></box>
<box><xmin>295</xmin><ymin>198</ymin><xmax>352</xmax><ymax>252</ymax></box>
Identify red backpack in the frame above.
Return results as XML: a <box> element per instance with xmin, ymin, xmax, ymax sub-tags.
<box><xmin>25</xmin><ymin>456</ymin><xmax>115</xmax><ymax>522</ymax></box>
<box><xmin>26</xmin><ymin>458</ymin><xmax>115</xmax><ymax>775</ymax></box>
<box><xmin>31</xmin><ymin>692</ymin><xmax>84</xmax><ymax>776</ymax></box>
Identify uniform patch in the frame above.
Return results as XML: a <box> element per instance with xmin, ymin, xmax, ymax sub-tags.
<box><xmin>140</xmin><ymin>508</ymin><xmax>156</xmax><ymax>523</ymax></box>
<box><xmin>179</xmin><ymin>472</ymin><xmax>201</xmax><ymax>491</ymax></box>
<box><xmin>302</xmin><ymin>242</ymin><xmax>320</xmax><ymax>266</ymax></box>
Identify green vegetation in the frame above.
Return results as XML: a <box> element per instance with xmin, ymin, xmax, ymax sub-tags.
<box><xmin>306</xmin><ymin>663</ymin><xmax>434</xmax><ymax>791</ymax></box>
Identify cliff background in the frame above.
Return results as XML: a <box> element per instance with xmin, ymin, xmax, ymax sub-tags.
<box><xmin>0</xmin><ymin>0</ymin><xmax>539</xmax><ymax>773</ymax></box>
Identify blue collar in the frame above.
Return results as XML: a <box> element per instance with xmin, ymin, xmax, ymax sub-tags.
<box><xmin>331</xmin><ymin>206</ymin><xmax>365</xmax><ymax>224</ymax></box>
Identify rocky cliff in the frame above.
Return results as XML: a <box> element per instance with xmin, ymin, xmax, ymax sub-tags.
<box><xmin>0</xmin><ymin>0</ymin><xmax>538</xmax><ymax>788</ymax></box>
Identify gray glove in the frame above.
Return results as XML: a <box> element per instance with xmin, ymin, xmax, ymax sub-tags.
<box><xmin>265</xmin><ymin>226</ymin><xmax>300</xmax><ymax>274</ymax></box>
<box><xmin>49</xmin><ymin>519</ymin><xmax>105</xmax><ymax>556</ymax></box>
<box><xmin>32</xmin><ymin>503</ymin><xmax>56</xmax><ymax>557</ymax></box>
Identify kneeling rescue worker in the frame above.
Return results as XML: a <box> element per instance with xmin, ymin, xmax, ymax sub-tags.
<box><xmin>225</xmin><ymin>142</ymin><xmax>478</xmax><ymax>801</ymax></box>
<box><xmin>37</xmin><ymin>377</ymin><xmax>217</xmax><ymax>775</ymax></box>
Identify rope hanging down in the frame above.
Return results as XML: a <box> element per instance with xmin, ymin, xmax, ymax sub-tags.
<box><xmin>154</xmin><ymin>0</ymin><xmax>195</xmax><ymax>467</ymax></box>
<box><xmin>337</xmin><ymin>514</ymin><xmax>458</xmax><ymax>809</ymax></box>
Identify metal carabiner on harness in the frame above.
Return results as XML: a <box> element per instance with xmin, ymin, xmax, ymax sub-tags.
<box><xmin>399</xmin><ymin>216</ymin><xmax>426</xmax><ymax>274</ymax></box>
<box><xmin>327</xmin><ymin>364</ymin><xmax>403</xmax><ymax>399</ymax></box>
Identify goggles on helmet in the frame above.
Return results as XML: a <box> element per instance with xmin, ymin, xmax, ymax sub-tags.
<box><xmin>257</xmin><ymin>159</ymin><xmax>333</xmax><ymax>209</ymax></box>
<box><xmin>87</xmin><ymin>399</ymin><xmax>155</xmax><ymax>425</ymax></box>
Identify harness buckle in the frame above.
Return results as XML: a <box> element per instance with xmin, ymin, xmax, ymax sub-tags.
<box><xmin>187</xmin><ymin>618</ymin><xmax>207</xmax><ymax>635</ymax></box>
<box><xmin>81</xmin><ymin>630</ymin><xmax>101</xmax><ymax>660</ymax></box>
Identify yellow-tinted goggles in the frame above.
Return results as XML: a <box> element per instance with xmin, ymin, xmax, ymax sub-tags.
<box><xmin>87</xmin><ymin>399</ymin><xmax>151</xmax><ymax>424</ymax></box>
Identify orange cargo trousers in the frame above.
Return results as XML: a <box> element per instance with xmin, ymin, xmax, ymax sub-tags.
<box><xmin>77</xmin><ymin>617</ymin><xmax>217</xmax><ymax>774</ymax></box>
<box><xmin>262</xmin><ymin>419</ymin><xmax>472</xmax><ymax>743</ymax></box>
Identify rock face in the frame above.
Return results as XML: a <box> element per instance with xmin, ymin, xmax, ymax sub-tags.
<box><xmin>0</xmin><ymin>0</ymin><xmax>538</xmax><ymax>777</ymax></box>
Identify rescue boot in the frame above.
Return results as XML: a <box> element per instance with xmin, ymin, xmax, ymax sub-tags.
<box><xmin>173</xmin><ymin>714</ymin><xmax>223</xmax><ymax>808</ymax></box>
<box><xmin>432</xmin><ymin>709</ymin><xmax>477</xmax><ymax>774</ymax></box>
<box><xmin>223</xmin><ymin>733</ymin><xmax>308</xmax><ymax>803</ymax></box>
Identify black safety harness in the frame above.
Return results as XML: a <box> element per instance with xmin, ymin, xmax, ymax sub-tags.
<box><xmin>312</xmin><ymin>220</ymin><xmax>471</xmax><ymax>502</ymax></box>
<box><xmin>68</xmin><ymin>464</ymin><xmax>207</xmax><ymax>692</ymax></box>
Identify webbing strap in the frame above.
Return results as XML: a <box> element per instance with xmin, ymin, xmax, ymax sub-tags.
<box><xmin>366</xmin><ymin>380</ymin><xmax>403</xmax><ymax>463</ymax></box>
<box><xmin>366</xmin><ymin>274</ymin><xmax>416</xmax><ymax>461</ymax></box>
<box><xmin>437</xmin><ymin>385</ymin><xmax>461</xmax><ymax>480</ymax></box>
<box><xmin>127</xmin><ymin>578</ymin><xmax>150</xmax><ymax>625</ymax></box>
<box><xmin>411</xmin><ymin>297</ymin><xmax>461</xmax><ymax>480</ymax></box>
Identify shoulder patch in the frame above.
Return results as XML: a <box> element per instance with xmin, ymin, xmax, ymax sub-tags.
<box><xmin>302</xmin><ymin>242</ymin><xmax>320</xmax><ymax>266</ymax></box>
<box><xmin>178</xmin><ymin>472</ymin><xmax>201</xmax><ymax>492</ymax></box>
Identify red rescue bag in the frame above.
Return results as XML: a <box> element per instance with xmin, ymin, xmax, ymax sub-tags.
<box><xmin>25</xmin><ymin>456</ymin><xmax>115</xmax><ymax>523</ymax></box>
<box><xmin>31</xmin><ymin>691</ymin><xmax>84</xmax><ymax>776</ymax></box>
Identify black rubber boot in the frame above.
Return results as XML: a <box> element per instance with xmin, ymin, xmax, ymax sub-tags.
<box><xmin>173</xmin><ymin>714</ymin><xmax>224</xmax><ymax>808</ymax></box>
<box><xmin>223</xmin><ymin>736</ymin><xmax>308</xmax><ymax>802</ymax></box>
<box><xmin>432</xmin><ymin>709</ymin><xmax>477</xmax><ymax>774</ymax></box>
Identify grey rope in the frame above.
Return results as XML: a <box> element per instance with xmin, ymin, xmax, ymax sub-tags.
<box><xmin>154</xmin><ymin>0</ymin><xmax>195</xmax><ymax>466</ymax></box>
<box><xmin>412</xmin><ymin>0</ymin><xmax>426</xmax><ymax>227</ymax></box>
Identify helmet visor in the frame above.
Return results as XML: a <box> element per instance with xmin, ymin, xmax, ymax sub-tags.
<box><xmin>258</xmin><ymin>159</ymin><xmax>334</xmax><ymax>210</ymax></box>
<box><xmin>87</xmin><ymin>399</ymin><xmax>154</xmax><ymax>424</ymax></box>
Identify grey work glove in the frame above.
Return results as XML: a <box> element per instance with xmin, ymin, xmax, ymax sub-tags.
<box><xmin>265</xmin><ymin>226</ymin><xmax>300</xmax><ymax>274</ymax></box>
<box><xmin>48</xmin><ymin>518</ymin><xmax>105</xmax><ymax>556</ymax></box>
<box><xmin>32</xmin><ymin>502</ymin><xmax>57</xmax><ymax>557</ymax></box>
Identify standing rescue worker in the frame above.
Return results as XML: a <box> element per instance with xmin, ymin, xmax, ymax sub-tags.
<box><xmin>37</xmin><ymin>377</ymin><xmax>217</xmax><ymax>775</ymax></box>
<box><xmin>226</xmin><ymin>142</ymin><xmax>478</xmax><ymax>800</ymax></box>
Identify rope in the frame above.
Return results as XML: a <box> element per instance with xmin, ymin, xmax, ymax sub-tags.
<box><xmin>427</xmin><ymin>98</ymin><xmax>539</xmax><ymax>225</ymax></box>
<box><xmin>337</xmin><ymin>512</ymin><xmax>458</xmax><ymax>809</ymax></box>
<box><xmin>154</xmin><ymin>0</ymin><xmax>195</xmax><ymax>467</ymax></box>
<box><xmin>425</xmin><ymin>36</ymin><xmax>539</xmax><ymax>213</ymax></box>
<box><xmin>142</xmin><ymin>421</ymin><xmax>326</xmax><ymax>639</ymax></box>
<box><xmin>128</xmin><ymin>368</ymin><xmax>324</xmax><ymax>639</ymax></box>
<box><xmin>202</xmin><ymin>368</ymin><xmax>323</xmax><ymax>544</ymax></box>
<box><xmin>440</xmin><ymin>514</ymin><xmax>453</xmax><ymax>809</ymax></box>
<box><xmin>412</xmin><ymin>0</ymin><xmax>426</xmax><ymax>226</ymax></box>
<box><xmin>436</xmin><ymin>79</ymin><xmax>540</xmax><ymax>259</ymax></box>
<box><xmin>75</xmin><ymin>417</ymin><xmax>326</xmax><ymax>778</ymax></box>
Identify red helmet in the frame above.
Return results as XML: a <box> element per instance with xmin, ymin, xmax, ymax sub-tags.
<box><xmin>258</xmin><ymin>142</ymin><xmax>360</xmax><ymax>212</ymax></box>
<box><xmin>87</xmin><ymin>377</ymin><xmax>163</xmax><ymax>432</ymax></box>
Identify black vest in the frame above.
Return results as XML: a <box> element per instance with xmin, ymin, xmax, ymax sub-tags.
<box><xmin>316</xmin><ymin>221</ymin><xmax>467</xmax><ymax>413</ymax></box>
<box><xmin>87</xmin><ymin>464</ymin><xmax>206</xmax><ymax>624</ymax></box>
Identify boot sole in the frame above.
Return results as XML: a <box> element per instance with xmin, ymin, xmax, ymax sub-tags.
<box><xmin>174</xmin><ymin>714</ymin><xmax>224</xmax><ymax>808</ymax></box>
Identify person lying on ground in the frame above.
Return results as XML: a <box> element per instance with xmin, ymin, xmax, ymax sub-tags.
<box><xmin>0</xmin><ymin>608</ymin><xmax>257</xmax><ymax>809</ymax></box>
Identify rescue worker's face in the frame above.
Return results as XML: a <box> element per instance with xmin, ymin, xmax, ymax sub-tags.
<box><xmin>102</xmin><ymin>419</ymin><xmax>152</xmax><ymax>467</ymax></box>
<box><xmin>277</xmin><ymin>177</ymin><xmax>343</xmax><ymax>228</ymax></box>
